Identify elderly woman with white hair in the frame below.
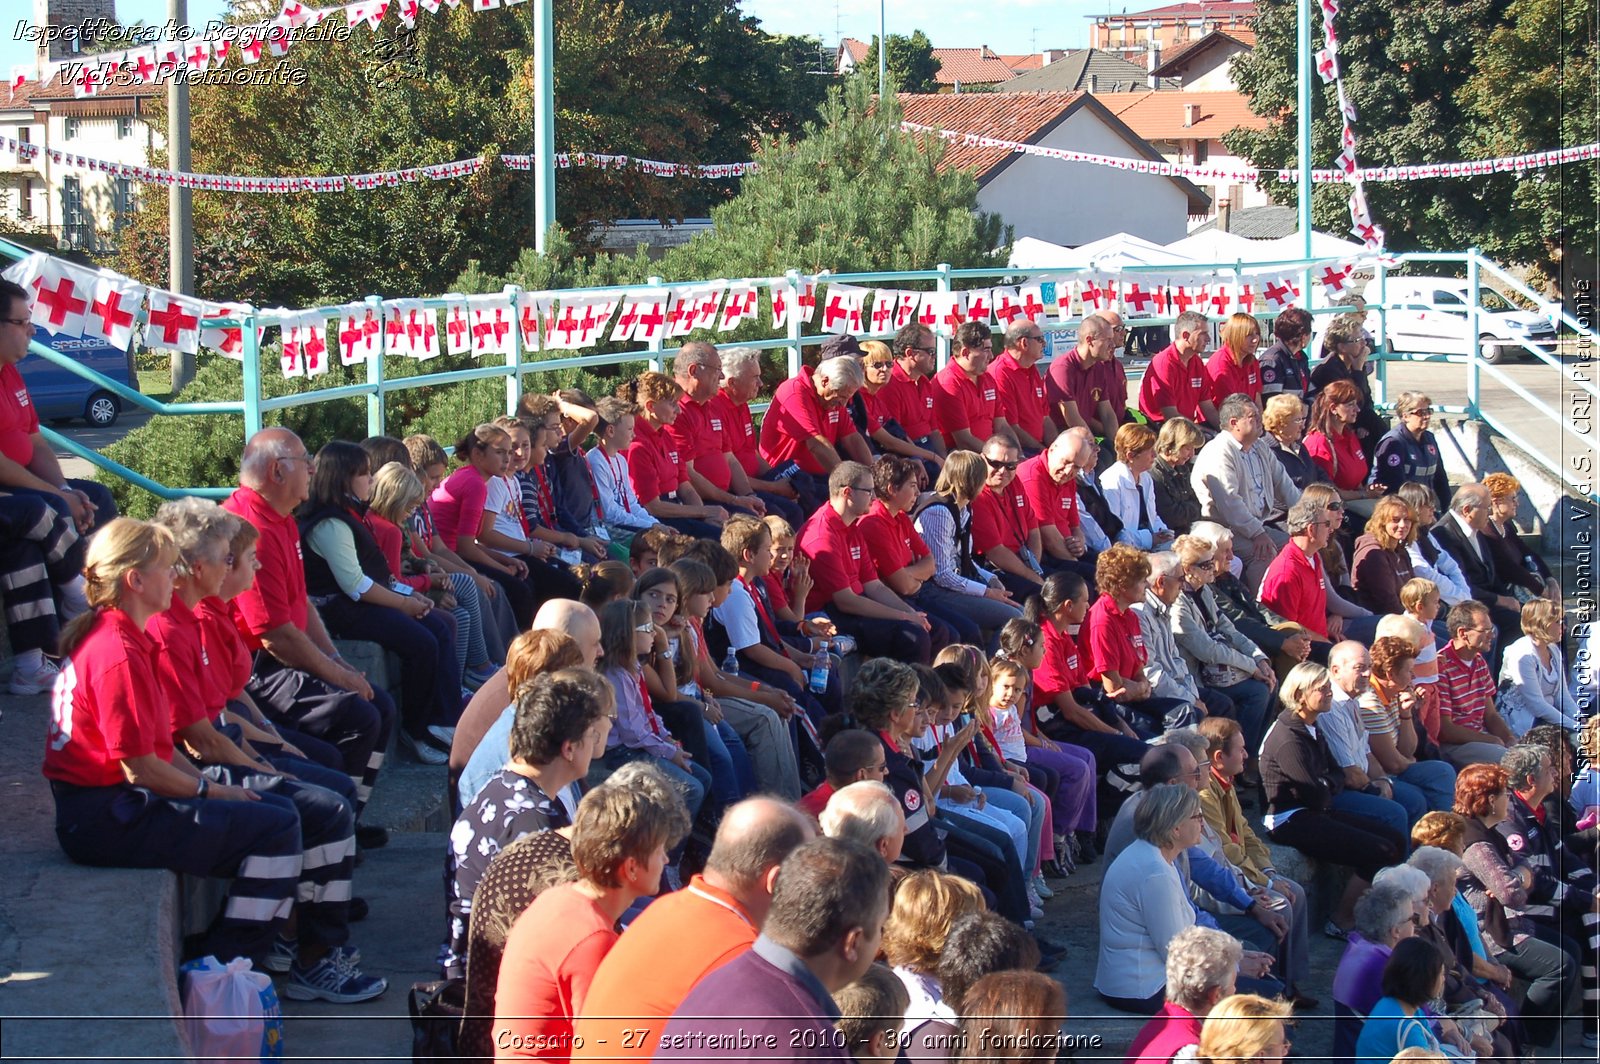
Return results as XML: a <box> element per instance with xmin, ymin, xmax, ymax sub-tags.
<box><xmin>1124</xmin><ymin>926</ymin><xmax>1242</xmax><ymax>1062</ymax></box>
<box><xmin>1331</xmin><ymin>878</ymin><xmax>1422</xmax><ymax>1058</ymax></box>
<box><xmin>1095</xmin><ymin>783</ymin><xmax>1209</xmax><ymax>1015</ymax></box>
<box><xmin>1409</xmin><ymin>845</ymin><xmax>1520</xmax><ymax>1063</ymax></box>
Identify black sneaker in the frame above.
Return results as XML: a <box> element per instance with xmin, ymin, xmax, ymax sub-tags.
<box><xmin>355</xmin><ymin>825</ymin><xmax>389</xmax><ymax>850</ymax></box>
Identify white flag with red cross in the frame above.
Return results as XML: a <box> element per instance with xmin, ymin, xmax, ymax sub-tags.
<box><xmin>962</xmin><ymin>288</ymin><xmax>993</xmax><ymax>325</ymax></box>
<box><xmin>280</xmin><ymin>0</ymin><xmax>314</xmax><ymax>25</ymax></box>
<box><xmin>867</xmin><ymin>290</ymin><xmax>898</xmax><ymax>334</ymax></box>
<box><xmin>283</xmin><ymin>311</ymin><xmax>330</xmax><ymax>378</ymax></box>
<box><xmin>818</xmin><ymin>283</ymin><xmax>866</xmax><ymax>334</ymax></box>
<box><xmin>769</xmin><ymin>283</ymin><xmax>794</xmax><ymax>330</ymax></box>
<box><xmin>184</xmin><ymin>40</ymin><xmax>213</xmax><ymax>74</ymax></box>
<box><xmin>9</xmin><ymin>67</ymin><xmax>28</xmax><ymax>96</ymax></box>
<box><xmin>144</xmin><ymin>290</ymin><xmax>203</xmax><ymax>354</ymax></box>
<box><xmin>893</xmin><ymin>291</ymin><xmax>922</xmax><ymax>330</ymax></box>
<box><xmin>23</xmin><ymin>258</ymin><xmax>93</xmax><ymax>337</ymax></box>
<box><xmin>689</xmin><ymin>285</ymin><xmax>726</xmax><ymax>333</ymax></box>
<box><xmin>442</xmin><ymin>297</ymin><xmax>472</xmax><ymax>355</ymax></box>
<box><xmin>335</xmin><ymin>303</ymin><xmax>382</xmax><ymax>364</ymax></box>
<box><xmin>991</xmin><ymin>287</ymin><xmax>1023</xmax><ymax>328</ymax></box>
<box><xmin>795</xmin><ymin>279</ymin><xmax>819</xmax><ymax>325</ymax></box>
<box><xmin>467</xmin><ymin>294</ymin><xmax>516</xmax><ymax>356</ymax></box>
<box><xmin>1317</xmin><ymin>262</ymin><xmax>1356</xmax><ymax>299</ymax></box>
<box><xmin>719</xmin><ymin>284</ymin><xmax>759</xmax><ymax>332</ymax></box>
<box><xmin>83</xmin><ymin>273</ymin><xmax>145</xmax><ymax>351</ymax></box>
<box><xmin>1016</xmin><ymin>286</ymin><xmax>1048</xmax><ymax>324</ymax></box>
<box><xmin>543</xmin><ymin>299</ymin><xmax>589</xmax><ymax>351</ymax></box>
<box><xmin>1261</xmin><ymin>276</ymin><xmax>1300</xmax><ymax>310</ymax></box>
<box><xmin>918</xmin><ymin>291</ymin><xmax>966</xmax><ymax>338</ymax></box>
<box><xmin>405</xmin><ymin>302</ymin><xmax>441</xmax><ymax>360</ymax></box>
<box><xmin>69</xmin><ymin>63</ymin><xmax>102</xmax><ymax>99</ymax></box>
<box><xmin>572</xmin><ymin>296</ymin><xmax>618</xmax><ymax>348</ymax></box>
<box><xmin>515</xmin><ymin>292</ymin><xmax>555</xmax><ymax>352</ymax></box>
<box><xmin>200</xmin><ymin>302</ymin><xmax>261</xmax><ymax>361</ymax></box>
<box><xmin>663</xmin><ymin>286</ymin><xmax>697</xmax><ymax>339</ymax></box>
<box><xmin>610</xmin><ymin>288</ymin><xmax>666</xmax><ymax>344</ymax></box>
<box><xmin>279</xmin><ymin>312</ymin><xmax>306</xmax><ymax>379</ymax></box>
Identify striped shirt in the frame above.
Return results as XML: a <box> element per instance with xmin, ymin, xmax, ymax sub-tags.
<box><xmin>1437</xmin><ymin>642</ymin><xmax>1495</xmax><ymax>732</ymax></box>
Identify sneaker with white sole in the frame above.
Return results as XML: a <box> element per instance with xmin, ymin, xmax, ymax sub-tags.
<box><xmin>264</xmin><ymin>936</ymin><xmax>362</xmax><ymax>974</ymax></box>
<box><xmin>426</xmin><ymin>725</ymin><xmax>456</xmax><ymax>748</ymax></box>
<box><xmin>1031</xmin><ymin>873</ymin><xmax>1054</xmax><ymax>900</ymax></box>
<box><xmin>399</xmin><ymin>730</ymin><xmax>449</xmax><ymax>765</ymax></box>
<box><xmin>281</xmin><ymin>954</ymin><xmax>386</xmax><ymax>1004</ymax></box>
<box><xmin>8</xmin><ymin>657</ymin><xmax>60</xmax><ymax>696</ymax></box>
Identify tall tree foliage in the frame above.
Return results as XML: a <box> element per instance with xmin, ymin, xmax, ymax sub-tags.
<box><xmin>858</xmin><ymin>31</ymin><xmax>942</xmax><ymax>95</ymax></box>
<box><xmin>1223</xmin><ymin>0</ymin><xmax>1585</xmax><ymax>270</ymax></box>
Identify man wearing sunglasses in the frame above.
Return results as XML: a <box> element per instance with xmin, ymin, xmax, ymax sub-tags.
<box><xmin>972</xmin><ymin>435</ymin><xmax>1048</xmax><ymax>599</ymax></box>
<box><xmin>0</xmin><ymin>278</ymin><xmax>117</xmax><ymax>536</ymax></box>
<box><xmin>932</xmin><ymin>321</ymin><xmax>1012</xmax><ymax>453</ymax></box>
<box><xmin>875</xmin><ymin>323</ymin><xmax>947</xmax><ymax>468</ymax></box>
<box><xmin>989</xmin><ymin>320</ymin><xmax>1057</xmax><ymax>455</ymax></box>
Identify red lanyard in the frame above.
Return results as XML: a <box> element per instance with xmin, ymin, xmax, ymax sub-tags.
<box><xmin>636</xmin><ymin>670</ymin><xmax>668</xmax><ymax>740</ymax></box>
<box><xmin>606</xmin><ymin>451</ymin><xmax>632</xmax><ymax>512</ymax></box>
<box><xmin>530</xmin><ymin>465</ymin><xmax>556</xmax><ymax>530</ymax></box>
<box><xmin>741</xmin><ymin>576</ymin><xmax>783</xmax><ymax>647</ymax></box>
<box><xmin>501</xmin><ymin>476</ymin><xmax>531</xmax><ymax>538</ymax></box>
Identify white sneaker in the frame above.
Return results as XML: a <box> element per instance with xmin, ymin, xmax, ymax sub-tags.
<box><xmin>1026</xmin><ymin>884</ymin><xmax>1045</xmax><ymax>919</ymax></box>
<box><xmin>8</xmin><ymin>657</ymin><xmax>60</xmax><ymax>695</ymax></box>
<box><xmin>426</xmin><ymin>725</ymin><xmax>456</xmax><ymax>748</ymax></box>
<box><xmin>399</xmin><ymin>730</ymin><xmax>449</xmax><ymax>766</ymax></box>
<box><xmin>1031</xmin><ymin>873</ymin><xmax>1054</xmax><ymax>900</ymax></box>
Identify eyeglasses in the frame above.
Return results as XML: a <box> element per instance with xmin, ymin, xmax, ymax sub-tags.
<box><xmin>985</xmin><ymin>457</ymin><xmax>1019</xmax><ymax>472</ymax></box>
<box><xmin>635</xmin><ymin>622</ymin><xmax>655</xmax><ymax>634</ymax></box>
<box><xmin>908</xmin><ymin>345</ymin><xmax>935</xmax><ymax>356</ymax></box>
<box><xmin>1324</xmin><ymin>501</ymin><xmax>1344</xmax><ymax>512</ymax></box>
<box><xmin>277</xmin><ymin>454</ymin><xmax>315</xmax><ymax>467</ymax></box>
<box><xmin>1406</xmin><ymin>408</ymin><xmax>1434</xmax><ymax>417</ymax></box>
<box><xmin>1309</xmin><ymin>519</ymin><xmax>1334</xmax><ymax>529</ymax></box>
<box><xmin>867</xmin><ymin>761</ymin><xmax>889</xmax><ymax>775</ymax></box>
<box><xmin>846</xmin><ymin>482</ymin><xmax>875</xmax><ymax>495</ymax></box>
<box><xmin>864</xmin><ymin>359</ymin><xmax>893</xmax><ymax>369</ymax></box>
<box><xmin>1022</xmin><ymin>334</ymin><xmax>1044</xmax><ymax>343</ymax></box>
<box><xmin>1192</xmin><ymin>560</ymin><xmax>1215</xmax><ymax>570</ymax></box>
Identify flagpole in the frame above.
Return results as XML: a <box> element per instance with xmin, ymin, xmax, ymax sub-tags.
<box><xmin>878</xmin><ymin>0</ymin><xmax>886</xmax><ymax>97</ymax></box>
<box><xmin>533</xmin><ymin>0</ymin><xmax>555</xmax><ymax>254</ymax></box>
<box><xmin>1297</xmin><ymin>0</ymin><xmax>1313</xmax><ymax>289</ymax></box>
<box><xmin>168</xmin><ymin>0</ymin><xmax>195</xmax><ymax>389</ymax></box>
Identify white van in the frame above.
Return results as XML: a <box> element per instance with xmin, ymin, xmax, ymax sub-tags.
<box><xmin>1362</xmin><ymin>277</ymin><xmax>1557</xmax><ymax>364</ymax></box>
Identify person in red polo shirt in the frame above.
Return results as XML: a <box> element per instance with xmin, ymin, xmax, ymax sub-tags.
<box><xmin>758</xmin><ymin>354</ymin><xmax>873</xmax><ymax>493</ymax></box>
<box><xmin>666</xmin><ymin>342</ymin><xmax>768</xmax><ymax>518</ymax></box>
<box><xmin>1017</xmin><ymin>433</ymin><xmax>1098</xmax><ymax>580</ymax></box>
<box><xmin>223</xmin><ymin>428</ymin><xmax>398</xmax><ymax>817</ymax></box>
<box><xmin>875</xmin><ymin>323</ymin><xmax>946</xmax><ymax>469</ymax></box>
<box><xmin>1085</xmin><ymin>543</ymin><xmax>1190</xmax><ymax>737</ymax></box>
<box><xmin>624</xmin><ymin>371</ymin><xmax>728</xmax><ymax>540</ymax></box>
<box><xmin>854</xmin><ymin>454</ymin><xmax>971</xmax><ymax>648</ymax></box>
<box><xmin>853</xmin><ymin>340</ymin><xmax>945</xmax><ymax>473</ymax></box>
<box><xmin>1045</xmin><ymin>313</ymin><xmax>1131</xmax><ymax>444</ymax></box>
<box><xmin>970</xmin><ymin>434</ymin><xmax>1046</xmax><ymax>599</ymax></box>
<box><xmin>1205</xmin><ymin>313</ymin><xmax>1266</xmax><ymax>408</ymax></box>
<box><xmin>931</xmin><ymin>321</ymin><xmax>1011</xmax><ymax>451</ymax></box>
<box><xmin>710</xmin><ymin>347</ymin><xmax>807</xmax><ymax>524</ymax></box>
<box><xmin>0</xmin><ymin>278</ymin><xmax>116</xmax><ymax>534</ymax></box>
<box><xmin>796</xmin><ymin>461</ymin><xmax>933</xmax><ymax>664</ymax></box>
<box><xmin>1259</xmin><ymin>495</ymin><xmax>1337</xmax><ymax>646</ymax></box>
<box><xmin>989</xmin><ymin>321</ymin><xmax>1056</xmax><ymax>454</ymax></box>
<box><xmin>1138</xmin><ymin>310</ymin><xmax>1221</xmax><ymax>430</ymax></box>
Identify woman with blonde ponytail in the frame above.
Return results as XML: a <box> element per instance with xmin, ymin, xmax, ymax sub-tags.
<box><xmin>43</xmin><ymin>519</ymin><xmax>318</xmax><ymax>978</ymax></box>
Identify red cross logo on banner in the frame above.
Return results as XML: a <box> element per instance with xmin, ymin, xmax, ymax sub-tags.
<box><xmin>1020</xmin><ymin>291</ymin><xmax>1045</xmax><ymax>321</ymax></box>
<box><xmin>89</xmin><ymin>289</ymin><xmax>133</xmax><ymax>337</ymax></box>
<box><xmin>147</xmin><ymin>298</ymin><xmax>199</xmax><ymax>344</ymax></box>
<box><xmin>1172</xmin><ymin>288</ymin><xmax>1197</xmax><ymax>313</ymax></box>
<box><xmin>187</xmin><ymin>43</ymin><xmax>209</xmax><ymax>68</ymax></box>
<box><xmin>518</xmin><ymin>303</ymin><xmax>540</xmax><ymax>346</ymax></box>
<box><xmin>965</xmin><ymin>290</ymin><xmax>991</xmax><ymax>323</ymax></box>
<box><xmin>770</xmin><ymin>288</ymin><xmax>788</xmax><ymax>328</ymax></box>
<box><xmin>797</xmin><ymin>283</ymin><xmax>817</xmax><ymax>323</ymax></box>
<box><xmin>133</xmin><ymin>52</ymin><xmax>156</xmax><ymax>81</ymax></box>
<box><xmin>448</xmin><ymin>308</ymin><xmax>471</xmax><ymax>348</ymax></box>
<box><xmin>240</xmin><ymin>36</ymin><xmax>265</xmax><ymax>63</ymax></box>
<box><xmin>1318</xmin><ymin>265</ymin><xmax>1350</xmax><ymax>293</ymax></box>
<box><xmin>1237</xmin><ymin>285</ymin><xmax>1254</xmax><ymax>310</ymax></box>
<box><xmin>304</xmin><ymin>323</ymin><xmax>325</xmax><ymax>372</ymax></box>
<box><xmin>1125</xmin><ymin>284</ymin><xmax>1155</xmax><ymax>313</ymax></box>
<box><xmin>576</xmin><ymin>304</ymin><xmax>601</xmax><ymax>342</ymax></box>
<box><xmin>340</xmin><ymin>318</ymin><xmax>367</xmax><ymax>360</ymax></box>
<box><xmin>553</xmin><ymin>307</ymin><xmax>582</xmax><ymax>346</ymax></box>
<box><xmin>613</xmin><ymin>301</ymin><xmax>638</xmax><ymax>337</ymax></box>
<box><xmin>895</xmin><ymin>292</ymin><xmax>920</xmax><ymax>329</ymax></box>
<box><xmin>822</xmin><ymin>296</ymin><xmax>849</xmax><ymax>331</ymax></box>
<box><xmin>1082</xmin><ymin>280</ymin><xmax>1105</xmax><ymax>309</ymax></box>
<box><xmin>1209</xmin><ymin>287</ymin><xmax>1231</xmax><ymax>315</ymax></box>
<box><xmin>917</xmin><ymin>301</ymin><xmax>939</xmax><ymax>328</ymax></box>
<box><xmin>870</xmin><ymin>295</ymin><xmax>894</xmax><ymax>333</ymax></box>
<box><xmin>941</xmin><ymin>301</ymin><xmax>965</xmax><ymax>333</ymax></box>
<box><xmin>994</xmin><ymin>292</ymin><xmax>1022</xmax><ymax>325</ymax></box>
<box><xmin>635</xmin><ymin>301</ymin><xmax>666</xmax><ymax>340</ymax></box>
<box><xmin>1263</xmin><ymin>279</ymin><xmax>1297</xmax><ymax>308</ymax></box>
<box><xmin>36</xmin><ymin>275</ymin><xmax>87</xmax><ymax>327</ymax></box>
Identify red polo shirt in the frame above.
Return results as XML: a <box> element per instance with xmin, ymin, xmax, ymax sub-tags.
<box><xmin>197</xmin><ymin>595</ymin><xmax>252</xmax><ymax>706</ymax></box>
<box><xmin>990</xmin><ymin>352</ymin><xmax>1048</xmax><ymax>443</ymax></box>
<box><xmin>626</xmin><ymin>417</ymin><xmax>686</xmax><ymax>505</ymax></box>
<box><xmin>665</xmin><ymin>394</ymin><xmax>733</xmax><ymax>492</ymax></box>
<box><xmin>223</xmin><ymin>485</ymin><xmax>309</xmax><ymax>650</ymax></box>
<box><xmin>1034</xmin><ymin>622</ymin><xmax>1086</xmax><ymax>702</ymax></box>
<box><xmin>1016</xmin><ymin>453</ymin><xmax>1078</xmax><ymax>536</ymax></box>
<box><xmin>855</xmin><ymin>498</ymin><xmax>929</xmax><ymax>580</ymax></box>
<box><xmin>709</xmin><ymin>390</ymin><xmax>760</xmax><ymax>477</ymax></box>
<box><xmin>1438</xmin><ymin>641</ymin><xmax>1496</xmax><ymax>732</ymax></box>
<box><xmin>972</xmin><ymin>481</ymin><xmax>1035</xmax><ymax>555</ymax></box>
<box><xmin>1304</xmin><ymin>428</ymin><xmax>1369</xmax><ymax>491</ymax></box>
<box><xmin>796</xmin><ymin>502</ymin><xmax>877</xmax><ymax>613</ymax></box>
<box><xmin>1259</xmin><ymin>541</ymin><xmax>1328</xmax><ymax>637</ymax></box>
<box><xmin>758</xmin><ymin>365</ymin><xmax>858</xmax><ymax>476</ymax></box>
<box><xmin>1085</xmin><ymin>593</ymin><xmax>1146</xmax><ymax>682</ymax></box>
<box><xmin>1205</xmin><ymin>346</ymin><xmax>1262</xmax><ymax>406</ymax></box>
<box><xmin>43</xmin><ymin>608</ymin><xmax>174</xmax><ymax>788</ymax></box>
<box><xmin>147</xmin><ymin>595</ymin><xmax>217</xmax><ymax>733</ymax></box>
<box><xmin>1045</xmin><ymin>348</ymin><xmax>1128</xmax><ymax>426</ymax></box>
<box><xmin>877</xmin><ymin>363</ymin><xmax>936</xmax><ymax>439</ymax></box>
<box><xmin>1137</xmin><ymin>343</ymin><xmax>1207</xmax><ymax>424</ymax></box>
<box><xmin>931</xmin><ymin>360</ymin><xmax>1002</xmax><ymax>448</ymax></box>
<box><xmin>0</xmin><ymin>362</ymin><xmax>39</xmax><ymax>466</ymax></box>
<box><xmin>856</xmin><ymin>387</ymin><xmax>888</xmax><ymax>436</ymax></box>
<box><xmin>428</xmin><ymin>466</ymin><xmax>489</xmax><ymax>552</ymax></box>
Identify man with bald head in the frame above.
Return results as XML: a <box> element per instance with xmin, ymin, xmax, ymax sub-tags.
<box><xmin>452</xmin><ymin>598</ymin><xmax>602</xmax><ymax>808</ymax></box>
<box><xmin>1046</xmin><ymin>312</ymin><xmax>1131</xmax><ymax>444</ymax></box>
<box><xmin>225</xmin><ymin>427</ymin><xmax>398</xmax><ymax>815</ymax></box>
<box><xmin>572</xmin><ymin>797</ymin><xmax>817</xmax><ymax>1059</ymax></box>
<box><xmin>666</xmin><ymin>342</ymin><xmax>766</xmax><ymax>518</ymax></box>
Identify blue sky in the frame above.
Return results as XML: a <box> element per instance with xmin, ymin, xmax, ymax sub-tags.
<box><xmin>1</xmin><ymin>0</ymin><xmax>1109</xmax><ymax>77</ymax></box>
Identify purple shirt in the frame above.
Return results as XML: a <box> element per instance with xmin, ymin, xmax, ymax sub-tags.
<box><xmin>1332</xmin><ymin>932</ymin><xmax>1392</xmax><ymax>1016</ymax></box>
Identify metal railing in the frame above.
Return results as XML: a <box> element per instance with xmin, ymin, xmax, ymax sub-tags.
<box><xmin>6</xmin><ymin>238</ymin><xmax>1595</xmax><ymax>504</ymax></box>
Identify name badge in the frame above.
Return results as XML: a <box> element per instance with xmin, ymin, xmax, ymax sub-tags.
<box><xmin>983</xmin><ymin>389</ymin><xmax>997</xmax><ymax>402</ymax></box>
<box><xmin>849</xmin><ymin>545</ymin><xmax>861</xmax><ymax>561</ymax></box>
<box><xmin>709</xmin><ymin>418</ymin><xmax>723</xmax><ymax>432</ymax></box>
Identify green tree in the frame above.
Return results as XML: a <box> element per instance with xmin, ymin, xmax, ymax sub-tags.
<box><xmin>858</xmin><ymin>31</ymin><xmax>942</xmax><ymax>94</ymax></box>
<box><xmin>1226</xmin><ymin>0</ymin><xmax>1555</xmax><ymax>266</ymax></box>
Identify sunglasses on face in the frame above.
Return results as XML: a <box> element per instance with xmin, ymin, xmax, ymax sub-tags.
<box><xmin>985</xmin><ymin>457</ymin><xmax>1019</xmax><ymax>472</ymax></box>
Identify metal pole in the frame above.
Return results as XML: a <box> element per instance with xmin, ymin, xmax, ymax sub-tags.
<box><xmin>533</xmin><ymin>0</ymin><xmax>556</xmax><ymax>254</ymax></box>
<box><xmin>1296</xmin><ymin>0</ymin><xmax>1314</xmax><ymax>307</ymax></box>
<box><xmin>1466</xmin><ymin>249</ymin><xmax>1482</xmax><ymax>416</ymax></box>
<box><xmin>168</xmin><ymin>0</ymin><xmax>195</xmax><ymax>391</ymax></box>
<box><xmin>877</xmin><ymin>0</ymin><xmax>887</xmax><ymax>98</ymax></box>
<box><xmin>365</xmin><ymin>295</ymin><xmax>386</xmax><ymax>436</ymax></box>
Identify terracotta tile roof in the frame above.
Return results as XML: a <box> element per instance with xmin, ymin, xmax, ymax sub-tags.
<box><xmin>999</xmin><ymin>54</ymin><xmax>1045</xmax><ymax>71</ymax></box>
<box><xmin>1148</xmin><ymin>30</ymin><xmax>1253</xmax><ymax>77</ymax></box>
<box><xmin>839</xmin><ymin>37</ymin><xmax>870</xmax><ymax>63</ymax></box>
<box><xmin>22</xmin><ymin>68</ymin><xmax>162</xmax><ymax>103</ymax></box>
<box><xmin>929</xmin><ymin>47</ymin><xmax>1019</xmax><ymax>86</ymax></box>
<box><xmin>1092</xmin><ymin>89</ymin><xmax>1268</xmax><ymax>141</ymax></box>
<box><xmin>899</xmin><ymin>91</ymin><xmax>1084</xmax><ymax>177</ymax></box>
<box><xmin>1101</xmin><ymin>1</ymin><xmax>1257</xmax><ymax>20</ymax></box>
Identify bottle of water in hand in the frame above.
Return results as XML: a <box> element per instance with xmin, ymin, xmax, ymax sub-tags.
<box><xmin>808</xmin><ymin>640</ymin><xmax>831</xmax><ymax>694</ymax></box>
<box><xmin>722</xmin><ymin>646</ymin><xmax>740</xmax><ymax>676</ymax></box>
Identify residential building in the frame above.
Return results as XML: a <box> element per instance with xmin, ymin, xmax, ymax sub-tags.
<box><xmin>1088</xmin><ymin>2</ymin><xmax>1257</xmax><ymax>58</ymax></box>
<box><xmin>900</xmin><ymin>91</ymin><xmax>1208</xmax><ymax>246</ymax></box>
<box><xmin>1093</xmin><ymin>90</ymin><xmax>1272</xmax><ymax>217</ymax></box>
<box><xmin>997</xmin><ymin>49</ymin><xmax>1178</xmax><ymax>94</ymax></box>
<box><xmin>1147</xmin><ymin>30</ymin><xmax>1254</xmax><ymax>91</ymax></box>
<box><xmin>836</xmin><ymin>39</ymin><xmax>1069</xmax><ymax>91</ymax></box>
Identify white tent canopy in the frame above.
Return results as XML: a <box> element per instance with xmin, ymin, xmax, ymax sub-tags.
<box><xmin>1163</xmin><ymin>229</ymin><xmax>1264</xmax><ymax>265</ymax></box>
<box><xmin>1009</xmin><ymin>230</ymin><xmax>1367</xmax><ymax>275</ymax></box>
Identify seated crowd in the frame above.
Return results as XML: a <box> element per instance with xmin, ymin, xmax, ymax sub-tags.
<box><xmin>19</xmin><ymin>268</ymin><xmax>1593</xmax><ymax>1062</ymax></box>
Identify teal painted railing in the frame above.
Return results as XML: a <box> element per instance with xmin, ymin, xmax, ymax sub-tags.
<box><xmin>4</xmin><ymin>237</ymin><xmax>1594</xmax><ymax>504</ymax></box>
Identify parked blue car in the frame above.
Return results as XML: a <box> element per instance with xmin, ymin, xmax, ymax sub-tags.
<box><xmin>17</xmin><ymin>327</ymin><xmax>139</xmax><ymax>427</ymax></box>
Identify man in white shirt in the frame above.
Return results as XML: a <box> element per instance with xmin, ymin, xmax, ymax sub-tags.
<box><xmin>1323</xmin><ymin>641</ymin><xmax>1410</xmax><ymax>837</ymax></box>
<box><xmin>1191</xmin><ymin>395</ymin><xmax>1300</xmax><ymax>590</ymax></box>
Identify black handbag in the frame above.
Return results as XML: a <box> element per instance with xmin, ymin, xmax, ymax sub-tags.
<box><xmin>408</xmin><ymin>977</ymin><xmax>467</xmax><ymax>1061</ymax></box>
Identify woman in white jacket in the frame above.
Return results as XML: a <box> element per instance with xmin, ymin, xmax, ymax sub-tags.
<box><xmin>1100</xmin><ymin>423</ymin><xmax>1173</xmax><ymax>550</ymax></box>
<box><xmin>1499</xmin><ymin>597</ymin><xmax>1584</xmax><ymax>736</ymax></box>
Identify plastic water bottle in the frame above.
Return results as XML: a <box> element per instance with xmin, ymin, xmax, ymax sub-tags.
<box><xmin>722</xmin><ymin>646</ymin><xmax>739</xmax><ymax>676</ymax></box>
<box><xmin>808</xmin><ymin>640</ymin><xmax>831</xmax><ymax>694</ymax></box>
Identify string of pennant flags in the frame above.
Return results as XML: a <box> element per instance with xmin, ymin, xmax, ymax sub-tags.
<box><xmin>0</xmin><ymin>249</ymin><xmax>1375</xmax><ymax>381</ymax></box>
<box><xmin>1312</xmin><ymin>0</ymin><xmax>1385</xmax><ymax>253</ymax></box>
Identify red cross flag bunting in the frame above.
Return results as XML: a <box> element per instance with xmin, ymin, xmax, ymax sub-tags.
<box><xmin>200</xmin><ymin>302</ymin><xmax>260</xmax><ymax>361</ymax></box>
<box><xmin>991</xmin><ymin>287</ymin><xmax>1022</xmax><ymax>327</ymax></box>
<box><xmin>1262</xmin><ymin>277</ymin><xmax>1300</xmax><ymax>310</ymax></box>
<box><xmin>571</xmin><ymin>296</ymin><xmax>617</xmax><ymax>349</ymax></box>
<box><xmin>718</xmin><ymin>284</ymin><xmax>759</xmax><ymax>332</ymax></box>
<box><xmin>1317</xmin><ymin>262</ymin><xmax>1355</xmax><ymax>299</ymax></box>
<box><xmin>443</xmin><ymin>298</ymin><xmax>472</xmax><ymax>356</ymax></box>
<box><xmin>819</xmin><ymin>284</ymin><xmax>867</xmax><ymax>335</ymax></box>
<box><xmin>918</xmin><ymin>291</ymin><xmax>965</xmax><ymax>338</ymax></box>
<box><xmin>544</xmin><ymin>300</ymin><xmax>586</xmax><ymax>351</ymax></box>
<box><xmin>144</xmin><ymin>291</ymin><xmax>203</xmax><ymax>354</ymax></box>
<box><xmin>962</xmin><ymin>288</ymin><xmax>993</xmax><ymax>325</ymax></box>
<box><xmin>516</xmin><ymin>291</ymin><xmax>555</xmax><ymax>352</ymax></box>
<box><xmin>290</xmin><ymin>311</ymin><xmax>330</xmax><ymax>379</ymax></box>
<box><xmin>1017</xmin><ymin>286</ymin><xmax>1047</xmax><ymax>324</ymax></box>
<box><xmin>690</xmin><ymin>285</ymin><xmax>726</xmax><ymax>333</ymax></box>
<box><xmin>868</xmin><ymin>290</ymin><xmax>898</xmax><ymax>334</ymax></box>
<box><xmin>664</xmin><ymin>286</ymin><xmax>698</xmax><ymax>340</ymax></box>
<box><xmin>84</xmin><ymin>273</ymin><xmax>145</xmax><ymax>351</ymax></box>
<box><xmin>280</xmin><ymin>314</ymin><xmax>306</xmax><ymax>379</ymax></box>
<box><xmin>770</xmin><ymin>284</ymin><xmax>792</xmax><ymax>331</ymax></box>
<box><xmin>404</xmin><ymin>302</ymin><xmax>441</xmax><ymax>361</ymax></box>
<box><xmin>795</xmin><ymin>280</ymin><xmax>818</xmax><ymax>325</ymax></box>
<box><xmin>893</xmin><ymin>291</ymin><xmax>922</xmax><ymax>330</ymax></box>
<box><xmin>28</xmin><ymin>258</ymin><xmax>93</xmax><ymax>337</ymax></box>
<box><xmin>467</xmin><ymin>295</ymin><xmax>515</xmax><ymax>356</ymax></box>
<box><xmin>335</xmin><ymin>304</ymin><xmax>382</xmax><ymax>364</ymax></box>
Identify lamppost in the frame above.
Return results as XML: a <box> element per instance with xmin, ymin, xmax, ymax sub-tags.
<box><xmin>533</xmin><ymin>0</ymin><xmax>555</xmax><ymax>254</ymax></box>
